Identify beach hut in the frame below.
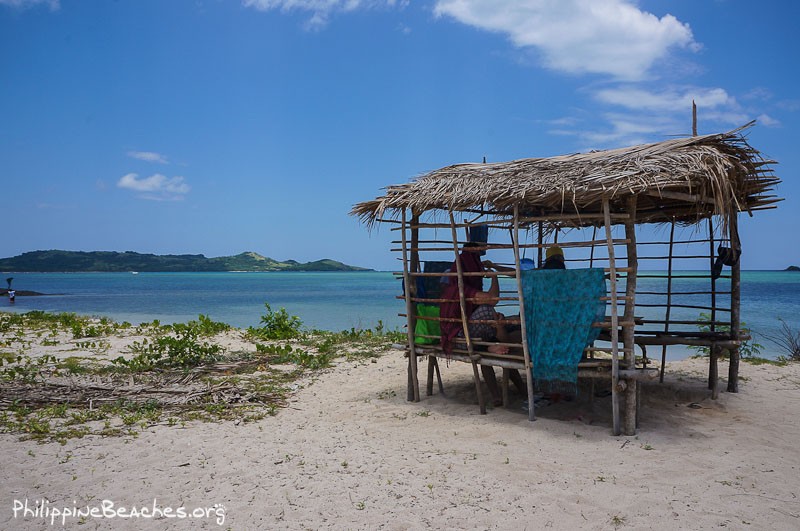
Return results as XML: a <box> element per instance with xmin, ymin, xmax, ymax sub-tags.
<box><xmin>351</xmin><ymin>122</ymin><xmax>780</xmax><ymax>435</ymax></box>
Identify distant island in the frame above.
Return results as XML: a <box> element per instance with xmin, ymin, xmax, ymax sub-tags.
<box><xmin>0</xmin><ymin>250</ymin><xmax>371</xmax><ymax>273</ymax></box>
<box><xmin>787</xmin><ymin>265</ymin><xmax>800</xmax><ymax>272</ymax></box>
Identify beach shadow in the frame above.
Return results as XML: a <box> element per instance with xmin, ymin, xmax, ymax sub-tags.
<box><xmin>417</xmin><ymin>363</ymin><xmax>724</xmax><ymax>436</ymax></box>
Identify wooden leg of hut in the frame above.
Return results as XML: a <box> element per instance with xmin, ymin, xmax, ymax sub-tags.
<box><xmin>426</xmin><ymin>356</ymin><xmax>445</xmax><ymax>396</ymax></box>
<box><xmin>434</xmin><ymin>357</ymin><xmax>444</xmax><ymax>395</ymax></box>
<box><xmin>472</xmin><ymin>361</ymin><xmax>486</xmax><ymax>414</ymax></box>
<box><xmin>727</xmin><ymin>346</ymin><xmax>739</xmax><ymax>393</ymax></box>
<box><xmin>407</xmin><ymin>359</ymin><xmax>415</xmax><ymax>402</ymax></box>
<box><xmin>624</xmin><ymin>381</ymin><xmax>637</xmax><ymax>436</ymax></box>
<box><xmin>426</xmin><ymin>355</ymin><xmax>435</xmax><ymax>396</ymax></box>
<box><xmin>710</xmin><ymin>344</ymin><xmax>719</xmax><ymax>400</ymax></box>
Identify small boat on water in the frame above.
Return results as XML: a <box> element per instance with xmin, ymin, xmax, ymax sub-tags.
<box><xmin>131</xmin><ymin>271</ymin><xmax>139</xmax><ymax>275</ymax></box>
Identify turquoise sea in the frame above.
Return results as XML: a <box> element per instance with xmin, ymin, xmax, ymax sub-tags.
<box><xmin>3</xmin><ymin>271</ymin><xmax>800</xmax><ymax>359</ymax></box>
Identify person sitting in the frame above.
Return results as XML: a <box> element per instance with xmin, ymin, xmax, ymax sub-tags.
<box><xmin>542</xmin><ymin>245</ymin><xmax>566</xmax><ymax>269</ymax></box>
<box><xmin>439</xmin><ymin>243</ymin><xmax>525</xmax><ymax>405</ymax></box>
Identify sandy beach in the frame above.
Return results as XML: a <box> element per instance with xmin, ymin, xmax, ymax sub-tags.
<box><xmin>2</xmin><ymin>328</ymin><xmax>800</xmax><ymax>530</ymax></box>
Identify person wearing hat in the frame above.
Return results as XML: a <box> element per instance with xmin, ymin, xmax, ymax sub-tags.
<box><xmin>542</xmin><ymin>245</ymin><xmax>566</xmax><ymax>270</ymax></box>
<box><xmin>439</xmin><ymin>244</ymin><xmax>526</xmax><ymax>406</ymax></box>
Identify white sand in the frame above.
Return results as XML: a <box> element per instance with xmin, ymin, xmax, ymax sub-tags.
<box><xmin>2</xmin><ymin>345</ymin><xmax>800</xmax><ymax>530</ymax></box>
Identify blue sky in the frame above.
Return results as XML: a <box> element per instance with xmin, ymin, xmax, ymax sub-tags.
<box><xmin>1</xmin><ymin>0</ymin><xmax>797</xmax><ymax>270</ymax></box>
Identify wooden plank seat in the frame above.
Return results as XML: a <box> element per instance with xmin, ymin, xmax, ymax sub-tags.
<box><xmin>405</xmin><ymin>339</ymin><xmax>658</xmax><ymax>409</ymax></box>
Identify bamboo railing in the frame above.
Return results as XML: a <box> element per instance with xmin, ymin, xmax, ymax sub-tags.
<box><xmin>396</xmin><ymin>203</ymin><xmax>740</xmax><ymax>435</ymax></box>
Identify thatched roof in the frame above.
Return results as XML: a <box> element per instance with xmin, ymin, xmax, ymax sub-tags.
<box><xmin>352</xmin><ymin>123</ymin><xmax>781</xmax><ymax>227</ymax></box>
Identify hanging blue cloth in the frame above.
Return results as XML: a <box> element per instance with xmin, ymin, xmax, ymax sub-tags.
<box><xmin>521</xmin><ymin>268</ymin><xmax>607</xmax><ymax>391</ymax></box>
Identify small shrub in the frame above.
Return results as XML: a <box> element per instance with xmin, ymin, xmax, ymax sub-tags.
<box><xmin>688</xmin><ymin>312</ymin><xmax>762</xmax><ymax>359</ymax></box>
<box><xmin>0</xmin><ymin>354</ymin><xmax>57</xmax><ymax>383</ymax></box>
<box><xmin>171</xmin><ymin>314</ymin><xmax>231</xmax><ymax>337</ymax></box>
<box><xmin>114</xmin><ymin>328</ymin><xmax>223</xmax><ymax>371</ymax></box>
<box><xmin>761</xmin><ymin>318</ymin><xmax>800</xmax><ymax>361</ymax></box>
<box><xmin>248</xmin><ymin>304</ymin><xmax>303</xmax><ymax>340</ymax></box>
<box><xmin>255</xmin><ymin>342</ymin><xmax>332</xmax><ymax>369</ymax></box>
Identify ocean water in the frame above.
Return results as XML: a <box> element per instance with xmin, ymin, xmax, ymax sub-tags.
<box><xmin>2</xmin><ymin>272</ymin><xmax>404</xmax><ymax>332</ymax></box>
<box><xmin>3</xmin><ymin>271</ymin><xmax>799</xmax><ymax>359</ymax></box>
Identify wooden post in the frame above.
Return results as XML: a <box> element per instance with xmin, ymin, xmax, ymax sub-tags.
<box><xmin>622</xmin><ymin>196</ymin><xmax>638</xmax><ymax>435</ymax></box>
<box><xmin>401</xmin><ymin>210</ymin><xmax>420</xmax><ymax>402</ymax></box>
<box><xmin>708</xmin><ymin>218</ymin><xmax>717</xmax><ymax>392</ymax></box>
<box><xmin>728</xmin><ymin>211</ymin><xmax>741</xmax><ymax>393</ymax></box>
<box><xmin>449</xmin><ymin>212</ymin><xmax>486</xmax><ymax>414</ymax></box>
<box><xmin>603</xmin><ymin>198</ymin><xmax>621</xmax><ymax>436</ymax></box>
<box><xmin>660</xmin><ymin>219</ymin><xmax>676</xmax><ymax>383</ymax></box>
<box><xmin>537</xmin><ymin>221</ymin><xmax>544</xmax><ymax>268</ymax></box>
<box><xmin>513</xmin><ymin>205</ymin><xmax>536</xmax><ymax>422</ymax></box>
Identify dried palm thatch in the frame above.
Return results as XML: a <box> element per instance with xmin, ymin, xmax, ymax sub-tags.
<box><xmin>351</xmin><ymin>123</ymin><xmax>780</xmax><ymax>228</ymax></box>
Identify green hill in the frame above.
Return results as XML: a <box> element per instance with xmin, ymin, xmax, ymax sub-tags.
<box><xmin>0</xmin><ymin>250</ymin><xmax>371</xmax><ymax>273</ymax></box>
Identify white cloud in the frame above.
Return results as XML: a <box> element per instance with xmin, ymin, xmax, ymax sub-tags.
<box><xmin>555</xmin><ymin>112</ymin><xmax>680</xmax><ymax>150</ymax></box>
<box><xmin>243</xmin><ymin>0</ymin><xmax>408</xmax><ymax>29</ymax></box>
<box><xmin>593</xmin><ymin>86</ymin><xmax>735</xmax><ymax>112</ymax></box>
<box><xmin>433</xmin><ymin>0</ymin><xmax>698</xmax><ymax>80</ymax></box>
<box><xmin>756</xmin><ymin>114</ymin><xmax>780</xmax><ymax>127</ymax></box>
<box><xmin>117</xmin><ymin>173</ymin><xmax>190</xmax><ymax>201</ymax></box>
<box><xmin>127</xmin><ymin>151</ymin><xmax>169</xmax><ymax>164</ymax></box>
<box><xmin>742</xmin><ymin>87</ymin><xmax>773</xmax><ymax>102</ymax></box>
<box><xmin>0</xmin><ymin>0</ymin><xmax>58</xmax><ymax>9</ymax></box>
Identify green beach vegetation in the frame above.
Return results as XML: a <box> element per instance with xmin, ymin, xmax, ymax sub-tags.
<box><xmin>0</xmin><ymin>307</ymin><xmax>402</xmax><ymax>444</ymax></box>
<box><xmin>688</xmin><ymin>311</ymin><xmax>800</xmax><ymax>365</ymax></box>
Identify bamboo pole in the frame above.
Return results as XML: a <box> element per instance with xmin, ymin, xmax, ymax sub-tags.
<box><xmin>449</xmin><ymin>212</ymin><xmax>486</xmax><ymax>414</ymax></box>
<box><xmin>401</xmin><ymin>210</ymin><xmax>420</xmax><ymax>402</ymax></box>
<box><xmin>393</xmin><ymin>212</ymin><xmax>630</xmax><ymax>231</ymax></box>
<box><xmin>661</xmin><ymin>220</ymin><xmax>674</xmax><ymax>380</ymax></box>
<box><xmin>392</xmin><ymin>238</ymin><xmax>630</xmax><ymax>253</ymax></box>
<box><xmin>603</xmin><ymin>198</ymin><xmax>621</xmax><ymax>436</ymax></box>
<box><xmin>728</xmin><ymin>211</ymin><xmax>741</xmax><ymax>393</ymax></box>
<box><xmin>537</xmin><ymin>222</ymin><xmax>543</xmax><ymax>268</ymax></box>
<box><xmin>417</xmin><ymin>353</ymin><xmax>659</xmax><ymax>381</ymax></box>
<box><xmin>399</xmin><ymin>265</ymin><xmax>633</xmax><ymax>277</ymax></box>
<box><xmin>513</xmin><ymin>205</ymin><xmax>536</xmax><ymax>421</ymax></box>
<box><xmin>708</xmin><ymin>218</ymin><xmax>718</xmax><ymax>392</ymax></box>
<box><xmin>623</xmin><ymin>196</ymin><xmax>638</xmax><ymax>435</ymax></box>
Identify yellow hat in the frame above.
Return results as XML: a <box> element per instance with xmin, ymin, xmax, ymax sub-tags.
<box><xmin>545</xmin><ymin>246</ymin><xmax>564</xmax><ymax>259</ymax></box>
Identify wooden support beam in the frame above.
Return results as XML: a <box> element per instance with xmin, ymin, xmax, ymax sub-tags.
<box><xmin>401</xmin><ymin>210</ymin><xmax>420</xmax><ymax>403</ymax></box>
<box><xmin>623</xmin><ymin>196</ymin><xmax>638</xmax><ymax>435</ymax></box>
<box><xmin>513</xmin><ymin>205</ymin><xmax>536</xmax><ymax>422</ymax></box>
<box><xmin>449</xmin><ymin>212</ymin><xmax>486</xmax><ymax>414</ymax></box>
<box><xmin>728</xmin><ymin>211</ymin><xmax>741</xmax><ymax>393</ymax></box>
<box><xmin>603</xmin><ymin>198</ymin><xmax>621</xmax><ymax>436</ymax></box>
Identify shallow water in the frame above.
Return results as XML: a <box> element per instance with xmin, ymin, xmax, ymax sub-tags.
<box><xmin>3</xmin><ymin>270</ymin><xmax>799</xmax><ymax>359</ymax></box>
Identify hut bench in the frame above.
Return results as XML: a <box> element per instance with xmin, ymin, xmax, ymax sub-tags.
<box><xmin>406</xmin><ymin>342</ymin><xmax>661</xmax><ymax>411</ymax></box>
<box><xmin>353</xmin><ymin>122</ymin><xmax>780</xmax><ymax>435</ymax></box>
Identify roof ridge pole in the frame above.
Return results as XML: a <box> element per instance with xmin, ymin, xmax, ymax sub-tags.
<box><xmin>623</xmin><ymin>195</ymin><xmax>639</xmax><ymax>435</ymax></box>
<box><xmin>512</xmin><ymin>205</ymin><xmax>536</xmax><ymax>422</ymax></box>
<box><xmin>449</xmin><ymin>211</ymin><xmax>486</xmax><ymax>414</ymax></box>
<box><xmin>401</xmin><ymin>209</ymin><xmax>420</xmax><ymax>402</ymax></box>
<box><xmin>603</xmin><ymin>197</ymin><xmax>621</xmax><ymax>436</ymax></box>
